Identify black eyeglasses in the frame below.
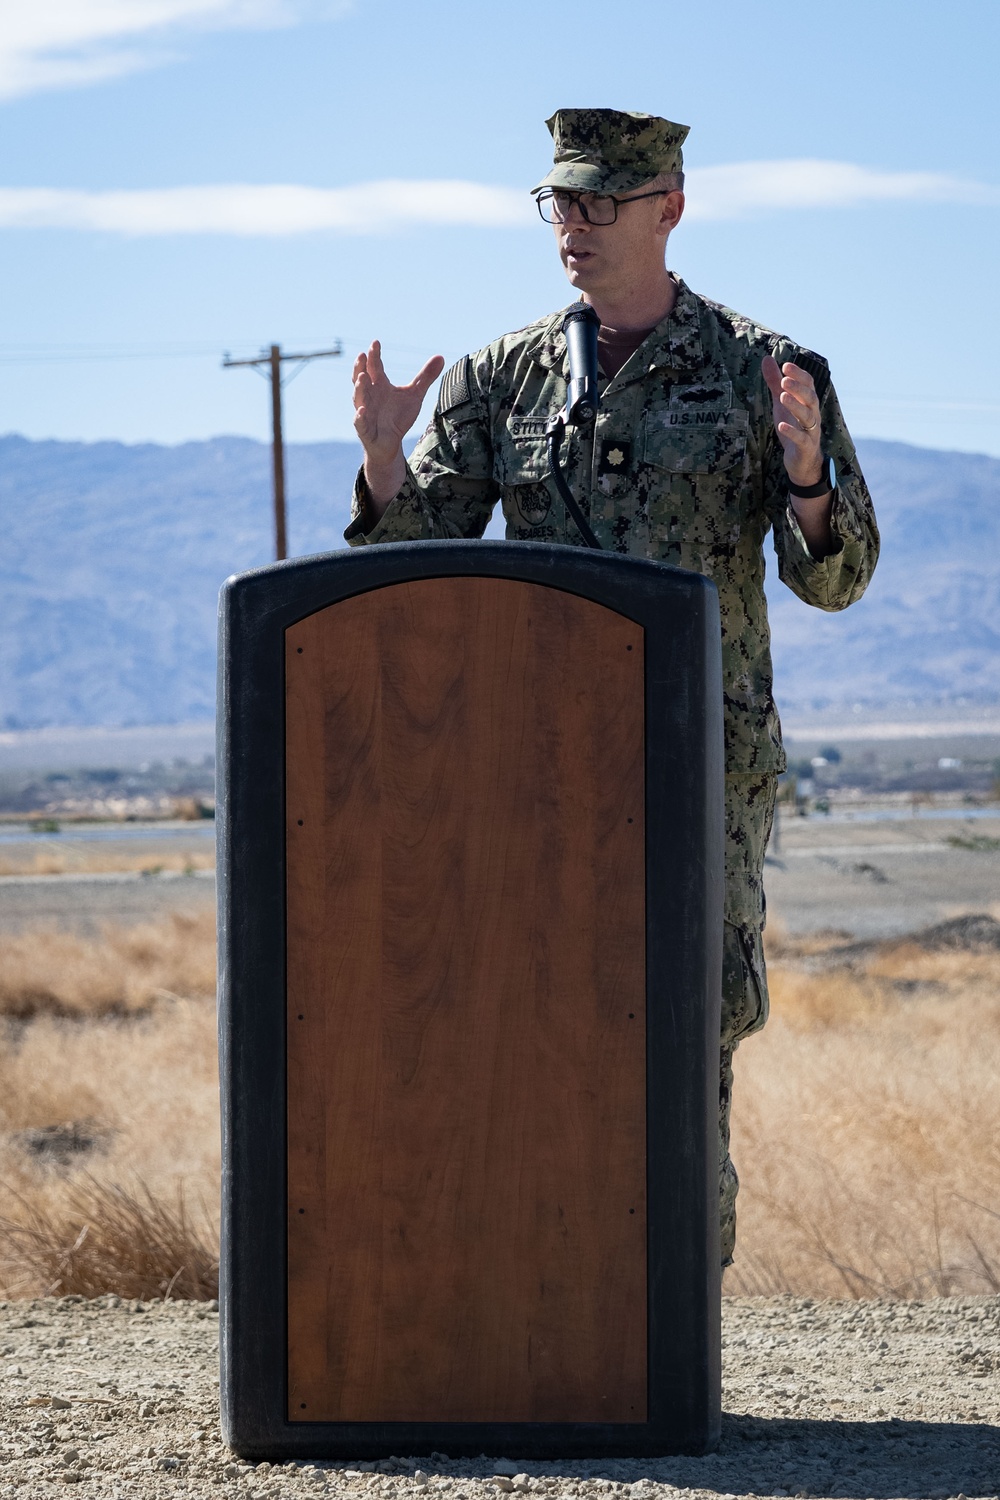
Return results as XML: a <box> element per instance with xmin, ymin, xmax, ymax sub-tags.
<box><xmin>535</xmin><ymin>187</ymin><xmax>668</xmax><ymax>226</ymax></box>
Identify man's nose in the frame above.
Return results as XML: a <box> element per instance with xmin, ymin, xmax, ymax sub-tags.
<box><xmin>563</xmin><ymin>201</ymin><xmax>591</xmax><ymax>228</ymax></box>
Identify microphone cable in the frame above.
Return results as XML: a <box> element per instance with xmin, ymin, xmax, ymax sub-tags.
<box><xmin>546</xmin><ymin>418</ymin><xmax>602</xmax><ymax>550</ymax></box>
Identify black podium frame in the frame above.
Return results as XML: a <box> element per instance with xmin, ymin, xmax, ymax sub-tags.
<box><xmin>218</xmin><ymin>539</ymin><xmax>724</xmax><ymax>1459</ymax></box>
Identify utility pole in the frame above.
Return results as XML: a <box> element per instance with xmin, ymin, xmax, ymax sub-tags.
<box><xmin>223</xmin><ymin>342</ymin><xmax>342</xmax><ymax>560</ymax></box>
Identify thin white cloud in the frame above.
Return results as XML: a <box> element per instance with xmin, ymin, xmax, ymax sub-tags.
<box><xmin>684</xmin><ymin>159</ymin><xmax>1000</xmax><ymax>219</ymax></box>
<box><xmin>0</xmin><ymin>181</ymin><xmax>532</xmax><ymax>234</ymax></box>
<box><xmin>0</xmin><ymin>161</ymin><xmax>996</xmax><ymax>236</ymax></box>
<box><xmin>0</xmin><ymin>0</ymin><xmax>348</xmax><ymax>99</ymax></box>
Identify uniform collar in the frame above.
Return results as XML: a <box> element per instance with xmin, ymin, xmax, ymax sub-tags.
<box><xmin>527</xmin><ymin>277</ymin><xmax>706</xmax><ymax>377</ymax></box>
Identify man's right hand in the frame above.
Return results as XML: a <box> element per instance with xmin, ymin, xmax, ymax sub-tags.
<box><xmin>352</xmin><ymin>340</ymin><xmax>445</xmax><ymax>517</ymax></box>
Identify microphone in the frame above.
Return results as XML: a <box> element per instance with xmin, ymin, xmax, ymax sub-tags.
<box><xmin>545</xmin><ymin>302</ymin><xmax>603</xmax><ymax>549</ymax></box>
<box><xmin>562</xmin><ymin>303</ymin><xmax>601</xmax><ymax>425</ymax></box>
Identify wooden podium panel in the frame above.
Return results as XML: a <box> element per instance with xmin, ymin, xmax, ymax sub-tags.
<box><xmin>218</xmin><ymin>540</ymin><xmax>724</xmax><ymax>1459</ymax></box>
<box><xmin>284</xmin><ymin>578</ymin><xmax>646</xmax><ymax>1424</ymax></box>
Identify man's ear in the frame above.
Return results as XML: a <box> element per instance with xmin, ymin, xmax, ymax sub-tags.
<box><xmin>658</xmin><ymin>191</ymin><xmax>684</xmax><ymax>238</ymax></box>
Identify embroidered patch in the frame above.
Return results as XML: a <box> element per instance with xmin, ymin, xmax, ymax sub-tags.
<box><xmin>437</xmin><ymin>355</ymin><xmax>473</xmax><ymax>414</ymax></box>
<box><xmin>508</xmin><ymin>415</ymin><xmax>552</xmax><ymax>440</ymax></box>
<box><xmin>515</xmin><ymin>486</ymin><xmax>552</xmax><ymax>526</ymax></box>
<box><xmin>665</xmin><ymin>381</ymin><xmax>732</xmax><ymax>427</ymax></box>
<box><xmin>663</xmin><ymin>408</ymin><xmax>731</xmax><ymax>428</ymax></box>
<box><xmin>598</xmin><ymin>438</ymin><xmax>632</xmax><ymax>477</ymax></box>
<box><xmin>668</xmin><ymin>381</ymin><xmax>732</xmax><ymax>409</ymax></box>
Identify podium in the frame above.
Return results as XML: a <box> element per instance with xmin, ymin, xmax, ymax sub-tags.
<box><xmin>218</xmin><ymin>540</ymin><xmax>723</xmax><ymax>1459</ymax></box>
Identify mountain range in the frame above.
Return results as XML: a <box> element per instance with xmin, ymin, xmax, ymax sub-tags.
<box><xmin>2</xmin><ymin>432</ymin><xmax>998</xmax><ymax>728</ymax></box>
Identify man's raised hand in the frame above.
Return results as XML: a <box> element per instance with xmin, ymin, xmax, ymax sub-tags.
<box><xmin>762</xmin><ymin>356</ymin><xmax>825</xmax><ymax>490</ymax></box>
<box><xmin>353</xmin><ymin>341</ymin><xmax>445</xmax><ymax>508</ymax></box>
<box><xmin>762</xmin><ymin>354</ymin><xmax>834</xmax><ymax>557</ymax></box>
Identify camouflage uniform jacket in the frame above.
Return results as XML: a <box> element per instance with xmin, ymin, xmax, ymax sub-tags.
<box><xmin>346</xmin><ymin>277</ymin><xmax>880</xmax><ymax>783</ymax></box>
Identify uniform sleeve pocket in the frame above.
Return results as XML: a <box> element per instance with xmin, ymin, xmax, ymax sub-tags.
<box><xmin>721</xmin><ymin>921</ymin><xmax>769</xmax><ymax>1044</ymax></box>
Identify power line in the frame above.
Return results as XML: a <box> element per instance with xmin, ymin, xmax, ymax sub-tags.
<box><xmin>0</xmin><ymin>338</ymin><xmax>345</xmax><ymax>365</ymax></box>
<box><xmin>223</xmin><ymin>342</ymin><xmax>342</xmax><ymax>561</ymax></box>
<box><xmin>0</xmin><ymin>334</ymin><xmax>459</xmax><ymax>365</ymax></box>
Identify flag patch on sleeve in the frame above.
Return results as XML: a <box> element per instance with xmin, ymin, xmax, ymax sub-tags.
<box><xmin>437</xmin><ymin>355</ymin><xmax>473</xmax><ymax>413</ymax></box>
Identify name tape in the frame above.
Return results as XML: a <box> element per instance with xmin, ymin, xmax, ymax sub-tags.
<box><xmin>509</xmin><ymin>417</ymin><xmax>551</xmax><ymax>440</ymax></box>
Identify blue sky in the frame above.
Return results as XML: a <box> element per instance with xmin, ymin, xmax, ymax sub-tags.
<box><xmin>2</xmin><ymin>0</ymin><xmax>999</xmax><ymax>455</ymax></box>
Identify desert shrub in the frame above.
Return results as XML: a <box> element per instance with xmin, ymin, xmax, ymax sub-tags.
<box><xmin>0</xmin><ymin>1175</ymin><xmax>217</xmax><ymax>1300</ymax></box>
<box><xmin>727</xmin><ymin>939</ymin><xmax>1000</xmax><ymax>1298</ymax></box>
<box><xmin>0</xmin><ymin>911</ymin><xmax>215</xmax><ymax>1018</ymax></box>
<box><xmin>0</xmin><ymin>971</ymin><xmax>219</xmax><ymax>1298</ymax></box>
<box><xmin>2</xmin><ymin>911</ymin><xmax>999</xmax><ymax>1301</ymax></box>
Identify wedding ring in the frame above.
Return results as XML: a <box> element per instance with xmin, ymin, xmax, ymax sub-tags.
<box><xmin>802</xmin><ymin>420</ymin><xmax>818</xmax><ymax>431</ymax></box>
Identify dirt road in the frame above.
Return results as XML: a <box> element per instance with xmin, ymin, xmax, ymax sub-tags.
<box><xmin>1</xmin><ymin>1296</ymin><xmax>997</xmax><ymax>1498</ymax></box>
<box><xmin>764</xmin><ymin>813</ymin><xmax>1000</xmax><ymax>940</ymax></box>
<box><xmin>3</xmin><ymin>812</ymin><xmax>998</xmax><ymax>943</ymax></box>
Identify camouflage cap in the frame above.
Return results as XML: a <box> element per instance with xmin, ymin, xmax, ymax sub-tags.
<box><xmin>532</xmin><ymin>108</ymin><xmax>690</xmax><ymax>196</ymax></box>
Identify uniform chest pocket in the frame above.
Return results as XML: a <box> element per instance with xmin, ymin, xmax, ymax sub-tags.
<box><xmin>642</xmin><ymin>406</ymin><xmax>750</xmax><ymax>563</ymax></box>
<box><xmin>643</xmin><ymin>406</ymin><xmax>749</xmax><ymax>473</ymax></box>
<box><xmin>496</xmin><ymin>435</ymin><xmax>549</xmax><ymax>485</ymax></box>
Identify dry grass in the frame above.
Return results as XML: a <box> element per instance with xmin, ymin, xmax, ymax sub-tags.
<box><xmin>727</xmin><ymin>927</ymin><xmax>1000</xmax><ymax>1298</ymax></box>
<box><xmin>0</xmin><ymin>911</ymin><xmax>216</xmax><ymax>1018</ymax></box>
<box><xmin>1</xmin><ymin>910</ymin><xmax>998</xmax><ymax>1301</ymax></box>
<box><xmin>0</xmin><ymin>942</ymin><xmax>220</xmax><ymax>1297</ymax></box>
<box><xmin>0</xmin><ymin>848</ymin><xmax>214</xmax><ymax>877</ymax></box>
<box><xmin>0</xmin><ymin>1177</ymin><xmax>217</xmax><ymax>1300</ymax></box>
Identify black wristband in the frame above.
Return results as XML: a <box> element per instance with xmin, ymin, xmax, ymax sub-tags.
<box><xmin>787</xmin><ymin>456</ymin><xmax>832</xmax><ymax>500</ymax></box>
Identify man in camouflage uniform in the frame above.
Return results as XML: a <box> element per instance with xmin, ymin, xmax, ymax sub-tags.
<box><xmin>345</xmin><ymin>109</ymin><xmax>880</xmax><ymax>1266</ymax></box>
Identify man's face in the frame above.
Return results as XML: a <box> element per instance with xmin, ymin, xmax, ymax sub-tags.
<box><xmin>550</xmin><ymin>188</ymin><xmax>683</xmax><ymax>300</ymax></box>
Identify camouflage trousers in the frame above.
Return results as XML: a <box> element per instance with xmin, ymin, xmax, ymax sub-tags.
<box><xmin>719</xmin><ymin>772</ymin><xmax>778</xmax><ymax>1267</ymax></box>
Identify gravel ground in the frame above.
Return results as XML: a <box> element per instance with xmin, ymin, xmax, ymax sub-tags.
<box><xmin>1</xmin><ymin>1297</ymin><xmax>997</xmax><ymax>1499</ymax></box>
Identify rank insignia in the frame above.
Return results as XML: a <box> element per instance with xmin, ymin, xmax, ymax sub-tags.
<box><xmin>598</xmin><ymin>439</ymin><xmax>632</xmax><ymax>477</ymax></box>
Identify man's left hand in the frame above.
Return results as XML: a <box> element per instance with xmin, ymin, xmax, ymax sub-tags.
<box><xmin>762</xmin><ymin>356</ymin><xmax>825</xmax><ymax>487</ymax></box>
<box><xmin>762</xmin><ymin>355</ymin><xmax>835</xmax><ymax>558</ymax></box>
